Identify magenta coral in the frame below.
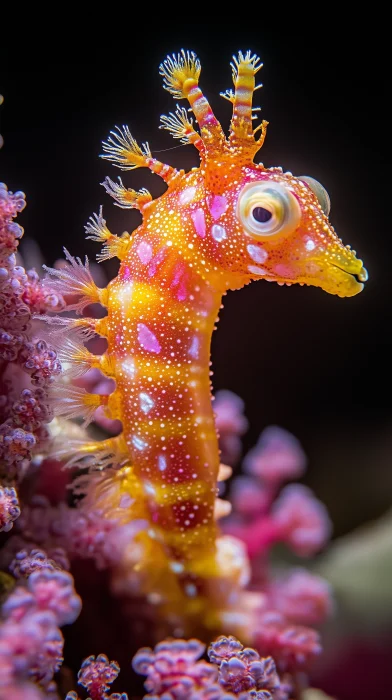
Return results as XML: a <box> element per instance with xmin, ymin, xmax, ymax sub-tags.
<box><xmin>0</xmin><ymin>545</ymin><xmax>81</xmax><ymax>695</ymax></box>
<box><xmin>132</xmin><ymin>638</ymin><xmax>218</xmax><ymax>698</ymax></box>
<box><xmin>132</xmin><ymin>635</ymin><xmax>289</xmax><ymax>700</ymax></box>
<box><xmin>208</xmin><ymin>635</ymin><xmax>282</xmax><ymax>697</ymax></box>
<box><xmin>265</xmin><ymin>569</ymin><xmax>333</xmax><ymax>627</ymax></box>
<box><xmin>214</xmin><ymin>390</ymin><xmax>249</xmax><ymax>466</ymax></box>
<box><xmin>254</xmin><ymin>612</ymin><xmax>322</xmax><ymax>673</ymax></box>
<box><xmin>0</xmin><ymin>484</ymin><xmax>20</xmax><ymax>532</ymax></box>
<box><xmin>9</xmin><ymin>548</ymin><xmax>62</xmax><ymax>579</ymax></box>
<box><xmin>243</xmin><ymin>427</ymin><xmax>307</xmax><ymax>486</ymax></box>
<box><xmin>272</xmin><ymin>485</ymin><xmax>331</xmax><ymax>558</ymax></box>
<box><xmin>66</xmin><ymin>653</ymin><xmax>128</xmax><ymax>700</ymax></box>
<box><xmin>0</xmin><ymin>183</ymin><xmax>64</xmax><ymax>534</ymax></box>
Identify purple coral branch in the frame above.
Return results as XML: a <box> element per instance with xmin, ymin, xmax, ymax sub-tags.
<box><xmin>0</xmin><ymin>183</ymin><xmax>64</xmax><ymax>532</ymax></box>
<box><xmin>0</xmin><ymin>548</ymin><xmax>81</xmax><ymax>697</ymax></box>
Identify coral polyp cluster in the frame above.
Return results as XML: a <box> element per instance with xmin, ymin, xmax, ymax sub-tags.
<box><xmin>0</xmin><ymin>183</ymin><xmax>64</xmax><ymax>533</ymax></box>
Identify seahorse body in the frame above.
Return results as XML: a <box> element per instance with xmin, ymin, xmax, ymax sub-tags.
<box><xmin>45</xmin><ymin>51</ymin><xmax>367</xmax><ymax>636</ymax></box>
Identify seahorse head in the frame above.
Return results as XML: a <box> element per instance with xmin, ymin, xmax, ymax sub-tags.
<box><xmin>157</xmin><ymin>50</ymin><xmax>367</xmax><ymax>297</ymax></box>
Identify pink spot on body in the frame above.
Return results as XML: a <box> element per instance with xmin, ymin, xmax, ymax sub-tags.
<box><xmin>148</xmin><ymin>246</ymin><xmax>168</xmax><ymax>278</ymax></box>
<box><xmin>137</xmin><ymin>241</ymin><xmax>152</xmax><ymax>264</ymax></box>
<box><xmin>177</xmin><ymin>283</ymin><xmax>187</xmax><ymax>301</ymax></box>
<box><xmin>171</xmin><ymin>261</ymin><xmax>188</xmax><ymax>301</ymax></box>
<box><xmin>122</xmin><ymin>266</ymin><xmax>132</xmax><ymax>280</ymax></box>
<box><xmin>191</xmin><ymin>208</ymin><xmax>206</xmax><ymax>238</ymax></box>
<box><xmin>137</xmin><ymin>323</ymin><xmax>161</xmax><ymax>353</ymax></box>
<box><xmin>274</xmin><ymin>263</ymin><xmax>295</xmax><ymax>278</ymax></box>
<box><xmin>209</xmin><ymin>195</ymin><xmax>228</xmax><ymax>220</ymax></box>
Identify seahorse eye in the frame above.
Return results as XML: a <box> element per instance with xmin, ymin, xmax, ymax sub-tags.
<box><xmin>298</xmin><ymin>175</ymin><xmax>331</xmax><ymax>216</ymax></box>
<box><xmin>238</xmin><ymin>181</ymin><xmax>301</xmax><ymax>239</ymax></box>
<box><xmin>252</xmin><ymin>206</ymin><xmax>272</xmax><ymax>223</ymax></box>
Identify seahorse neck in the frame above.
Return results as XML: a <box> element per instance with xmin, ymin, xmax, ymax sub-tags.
<box><xmin>106</xmin><ymin>233</ymin><xmax>224</xmax><ymax>563</ymax></box>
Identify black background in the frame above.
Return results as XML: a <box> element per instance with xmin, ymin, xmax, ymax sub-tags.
<box><xmin>1</xmin><ymin>20</ymin><xmax>390</xmax><ymax>538</ymax></box>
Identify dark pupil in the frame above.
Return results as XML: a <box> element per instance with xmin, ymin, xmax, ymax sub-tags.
<box><xmin>252</xmin><ymin>206</ymin><xmax>272</xmax><ymax>223</ymax></box>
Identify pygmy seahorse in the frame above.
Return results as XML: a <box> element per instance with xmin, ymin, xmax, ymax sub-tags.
<box><xmin>44</xmin><ymin>50</ymin><xmax>367</xmax><ymax>634</ymax></box>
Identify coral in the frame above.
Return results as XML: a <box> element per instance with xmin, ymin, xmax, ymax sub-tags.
<box><xmin>0</xmin><ymin>546</ymin><xmax>81</xmax><ymax>696</ymax></box>
<box><xmin>9</xmin><ymin>548</ymin><xmax>65</xmax><ymax>579</ymax></box>
<box><xmin>214</xmin><ymin>390</ymin><xmax>249</xmax><ymax>466</ymax></box>
<box><xmin>243</xmin><ymin>427</ymin><xmax>307</xmax><ymax>486</ymax></box>
<box><xmin>66</xmin><ymin>653</ymin><xmax>127</xmax><ymax>700</ymax></box>
<box><xmin>265</xmin><ymin>570</ymin><xmax>333</xmax><ymax>627</ymax></box>
<box><xmin>223</xmin><ymin>427</ymin><xmax>331</xmax><ymax>562</ymax></box>
<box><xmin>0</xmin><ymin>484</ymin><xmax>20</xmax><ymax>532</ymax></box>
<box><xmin>0</xmin><ymin>183</ymin><xmax>64</xmax><ymax>533</ymax></box>
<box><xmin>132</xmin><ymin>635</ymin><xmax>290</xmax><ymax>700</ymax></box>
<box><xmin>254</xmin><ymin>612</ymin><xmax>322</xmax><ymax>673</ymax></box>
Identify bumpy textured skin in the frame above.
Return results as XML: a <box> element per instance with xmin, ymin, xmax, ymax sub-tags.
<box><xmin>45</xmin><ymin>50</ymin><xmax>366</xmax><ymax>635</ymax></box>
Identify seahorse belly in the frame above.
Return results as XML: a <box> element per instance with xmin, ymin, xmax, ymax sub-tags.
<box><xmin>105</xmin><ymin>229</ymin><xmax>223</xmax><ymax>569</ymax></box>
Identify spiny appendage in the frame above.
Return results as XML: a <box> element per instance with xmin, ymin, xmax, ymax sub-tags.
<box><xmin>49</xmin><ymin>330</ymin><xmax>101</xmax><ymax>377</ymax></box>
<box><xmin>101</xmin><ymin>126</ymin><xmax>180</xmax><ymax>184</ymax></box>
<box><xmin>85</xmin><ymin>208</ymin><xmax>131</xmax><ymax>263</ymax></box>
<box><xmin>102</xmin><ymin>177</ymin><xmax>152</xmax><ymax>210</ymax></box>
<box><xmin>48</xmin><ymin>328</ymin><xmax>114</xmax><ymax>379</ymax></box>
<box><xmin>159</xmin><ymin>105</ymin><xmax>203</xmax><ymax>150</ymax></box>
<box><xmin>43</xmin><ymin>248</ymin><xmax>107</xmax><ymax>312</ymax></box>
<box><xmin>101</xmin><ymin>125</ymin><xmax>152</xmax><ymax>170</ymax></box>
<box><xmin>50</xmin><ymin>382</ymin><xmax>109</xmax><ymax>428</ymax></box>
<box><xmin>51</xmin><ymin>434</ymin><xmax>128</xmax><ymax>471</ymax></box>
<box><xmin>159</xmin><ymin>50</ymin><xmax>225</xmax><ymax>149</ymax></box>
<box><xmin>159</xmin><ymin>49</ymin><xmax>201</xmax><ymax>99</ymax></box>
<box><xmin>35</xmin><ymin>313</ymin><xmax>105</xmax><ymax>340</ymax></box>
<box><xmin>224</xmin><ymin>50</ymin><xmax>268</xmax><ymax>153</ymax></box>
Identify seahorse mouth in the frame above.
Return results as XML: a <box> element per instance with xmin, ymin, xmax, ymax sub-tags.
<box><xmin>326</xmin><ymin>262</ymin><xmax>368</xmax><ymax>297</ymax></box>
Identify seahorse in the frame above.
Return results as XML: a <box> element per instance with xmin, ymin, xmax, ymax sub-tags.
<box><xmin>43</xmin><ymin>50</ymin><xmax>367</xmax><ymax>636</ymax></box>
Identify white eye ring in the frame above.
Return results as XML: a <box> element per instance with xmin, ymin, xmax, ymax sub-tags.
<box><xmin>237</xmin><ymin>181</ymin><xmax>301</xmax><ymax>239</ymax></box>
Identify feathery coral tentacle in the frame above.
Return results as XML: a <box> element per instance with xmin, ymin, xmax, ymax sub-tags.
<box><xmin>49</xmin><ymin>332</ymin><xmax>101</xmax><ymax>377</ymax></box>
<box><xmin>159</xmin><ymin>50</ymin><xmax>225</xmax><ymax>152</ymax></box>
<box><xmin>160</xmin><ymin>105</ymin><xmax>203</xmax><ymax>150</ymax></box>
<box><xmin>101</xmin><ymin>126</ymin><xmax>180</xmax><ymax>184</ymax></box>
<box><xmin>229</xmin><ymin>50</ymin><xmax>268</xmax><ymax>153</ymax></box>
<box><xmin>43</xmin><ymin>249</ymin><xmax>107</xmax><ymax>312</ymax></box>
<box><xmin>51</xmin><ymin>435</ymin><xmax>128</xmax><ymax>471</ymax></box>
<box><xmin>49</xmin><ymin>383</ymin><xmax>108</xmax><ymax>427</ymax></box>
<box><xmin>101</xmin><ymin>126</ymin><xmax>152</xmax><ymax>170</ymax></box>
<box><xmin>85</xmin><ymin>208</ymin><xmax>131</xmax><ymax>262</ymax></box>
<box><xmin>35</xmin><ymin>313</ymin><xmax>107</xmax><ymax>340</ymax></box>
<box><xmin>101</xmin><ymin>177</ymin><xmax>152</xmax><ymax>210</ymax></box>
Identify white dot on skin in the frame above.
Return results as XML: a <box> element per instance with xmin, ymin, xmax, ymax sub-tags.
<box><xmin>247</xmin><ymin>244</ymin><xmax>268</xmax><ymax>263</ymax></box>
<box><xmin>211</xmin><ymin>224</ymin><xmax>227</xmax><ymax>242</ymax></box>
<box><xmin>137</xmin><ymin>241</ymin><xmax>153</xmax><ymax>264</ymax></box>
<box><xmin>158</xmin><ymin>454</ymin><xmax>167</xmax><ymax>471</ymax></box>
<box><xmin>248</xmin><ymin>265</ymin><xmax>268</xmax><ymax>276</ymax></box>
<box><xmin>139</xmin><ymin>392</ymin><xmax>155</xmax><ymax>414</ymax></box>
<box><xmin>169</xmin><ymin>561</ymin><xmax>184</xmax><ymax>573</ymax></box>
<box><xmin>132</xmin><ymin>435</ymin><xmax>148</xmax><ymax>451</ymax></box>
<box><xmin>179</xmin><ymin>186</ymin><xmax>196</xmax><ymax>205</ymax></box>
